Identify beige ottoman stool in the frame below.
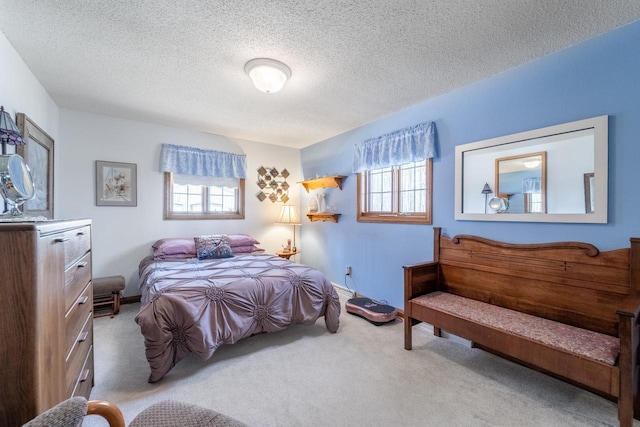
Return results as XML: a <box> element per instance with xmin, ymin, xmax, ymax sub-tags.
<box><xmin>93</xmin><ymin>275</ymin><xmax>125</xmax><ymax>318</ymax></box>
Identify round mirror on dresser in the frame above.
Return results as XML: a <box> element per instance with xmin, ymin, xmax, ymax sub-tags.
<box><xmin>0</xmin><ymin>154</ymin><xmax>36</xmax><ymax>216</ymax></box>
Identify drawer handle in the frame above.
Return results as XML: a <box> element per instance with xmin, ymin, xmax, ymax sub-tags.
<box><xmin>77</xmin><ymin>262</ymin><xmax>88</xmax><ymax>268</ymax></box>
<box><xmin>79</xmin><ymin>369</ymin><xmax>90</xmax><ymax>383</ymax></box>
<box><xmin>55</xmin><ymin>237</ymin><xmax>70</xmax><ymax>243</ymax></box>
<box><xmin>77</xmin><ymin>296</ymin><xmax>89</xmax><ymax>305</ymax></box>
<box><xmin>77</xmin><ymin>231</ymin><xmax>87</xmax><ymax>236</ymax></box>
<box><xmin>77</xmin><ymin>331</ymin><xmax>89</xmax><ymax>343</ymax></box>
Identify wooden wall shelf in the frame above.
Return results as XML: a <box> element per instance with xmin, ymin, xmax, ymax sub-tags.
<box><xmin>306</xmin><ymin>213</ymin><xmax>341</xmax><ymax>223</ymax></box>
<box><xmin>299</xmin><ymin>175</ymin><xmax>347</xmax><ymax>192</ymax></box>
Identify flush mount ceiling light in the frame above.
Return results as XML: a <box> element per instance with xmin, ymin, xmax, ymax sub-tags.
<box><xmin>244</xmin><ymin>58</ymin><xmax>291</xmax><ymax>93</ymax></box>
<box><xmin>523</xmin><ymin>159</ymin><xmax>541</xmax><ymax>169</ymax></box>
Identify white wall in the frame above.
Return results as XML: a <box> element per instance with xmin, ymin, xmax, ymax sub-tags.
<box><xmin>0</xmin><ymin>30</ymin><xmax>59</xmax><ymax>197</ymax></box>
<box><xmin>2</xmin><ymin>29</ymin><xmax>303</xmax><ymax>297</ymax></box>
<box><xmin>58</xmin><ymin>109</ymin><xmax>302</xmax><ymax>296</ymax></box>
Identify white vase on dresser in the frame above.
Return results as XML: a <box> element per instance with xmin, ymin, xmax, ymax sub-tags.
<box><xmin>315</xmin><ymin>192</ymin><xmax>326</xmax><ymax>212</ymax></box>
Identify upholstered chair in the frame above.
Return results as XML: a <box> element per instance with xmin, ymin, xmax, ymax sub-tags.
<box><xmin>22</xmin><ymin>397</ymin><xmax>248</xmax><ymax>427</ymax></box>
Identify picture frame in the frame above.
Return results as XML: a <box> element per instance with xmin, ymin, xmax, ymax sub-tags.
<box><xmin>95</xmin><ymin>160</ymin><xmax>137</xmax><ymax>206</ymax></box>
<box><xmin>16</xmin><ymin>113</ymin><xmax>54</xmax><ymax>219</ymax></box>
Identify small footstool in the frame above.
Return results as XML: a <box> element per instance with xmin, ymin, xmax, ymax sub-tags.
<box><xmin>93</xmin><ymin>275</ymin><xmax>125</xmax><ymax>318</ymax></box>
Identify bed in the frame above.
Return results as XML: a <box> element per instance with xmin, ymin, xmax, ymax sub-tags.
<box><xmin>134</xmin><ymin>236</ymin><xmax>341</xmax><ymax>382</ymax></box>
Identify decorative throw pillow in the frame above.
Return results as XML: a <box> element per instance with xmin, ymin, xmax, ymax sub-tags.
<box><xmin>194</xmin><ymin>235</ymin><xmax>234</xmax><ymax>260</ymax></box>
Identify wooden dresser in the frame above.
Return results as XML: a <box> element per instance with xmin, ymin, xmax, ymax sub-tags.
<box><xmin>0</xmin><ymin>219</ymin><xmax>93</xmax><ymax>425</ymax></box>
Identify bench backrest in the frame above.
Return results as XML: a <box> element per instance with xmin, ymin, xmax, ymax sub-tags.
<box><xmin>433</xmin><ymin>228</ymin><xmax>640</xmax><ymax>337</ymax></box>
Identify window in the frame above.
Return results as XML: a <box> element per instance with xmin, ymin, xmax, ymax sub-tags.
<box><xmin>357</xmin><ymin>159</ymin><xmax>432</xmax><ymax>224</ymax></box>
<box><xmin>525</xmin><ymin>192</ymin><xmax>543</xmax><ymax>213</ymax></box>
<box><xmin>164</xmin><ymin>173</ymin><xmax>245</xmax><ymax>220</ymax></box>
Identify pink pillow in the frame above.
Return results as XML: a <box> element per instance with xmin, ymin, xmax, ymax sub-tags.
<box><xmin>228</xmin><ymin>234</ymin><xmax>260</xmax><ymax>247</ymax></box>
<box><xmin>152</xmin><ymin>235</ymin><xmax>261</xmax><ymax>259</ymax></box>
<box><xmin>154</xmin><ymin>253</ymin><xmax>196</xmax><ymax>260</ymax></box>
<box><xmin>152</xmin><ymin>238</ymin><xmax>196</xmax><ymax>259</ymax></box>
<box><xmin>232</xmin><ymin>245</ymin><xmax>265</xmax><ymax>254</ymax></box>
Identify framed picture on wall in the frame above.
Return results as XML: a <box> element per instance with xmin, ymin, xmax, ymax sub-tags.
<box><xmin>16</xmin><ymin>113</ymin><xmax>54</xmax><ymax>219</ymax></box>
<box><xmin>95</xmin><ymin>160</ymin><xmax>137</xmax><ymax>206</ymax></box>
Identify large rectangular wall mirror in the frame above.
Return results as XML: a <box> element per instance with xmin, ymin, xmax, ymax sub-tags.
<box><xmin>455</xmin><ymin>115</ymin><xmax>608</xmax><ymax>223</ymax></box>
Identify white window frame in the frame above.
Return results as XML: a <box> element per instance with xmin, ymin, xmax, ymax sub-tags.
<box><xmin>163</xmin><ymin>173</ymin><xmax>245</xmax><ymax>220</ymax></box>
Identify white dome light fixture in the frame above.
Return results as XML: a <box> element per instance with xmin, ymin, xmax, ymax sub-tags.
<box><xmin>244</xmin><ymin>58</ymin><xmax>291</xmax><ymax>93</ymax></box>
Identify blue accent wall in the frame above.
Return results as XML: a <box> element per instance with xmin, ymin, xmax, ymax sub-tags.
<box><xmin>300</xmin><ymin>20</ymin><xmax>640</xmax><ymax>308</ymax></box>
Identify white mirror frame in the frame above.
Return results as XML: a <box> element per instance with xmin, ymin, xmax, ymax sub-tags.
<box><xmin>455</xmin><ymin>115</ymin><xmax>608</xmax><ymax>223</ymax></box>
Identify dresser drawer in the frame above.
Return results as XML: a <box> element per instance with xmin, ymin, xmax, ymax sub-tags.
<box><xmin>71</xmin><ymin>346</ymin><xmax>93</xmax><ymax>399</ymax></box>
<box><xmin>66</xmin><ymin>311</ymin><xmax>93</xmax><ymax>396</ymax></box>
<box><xmin>64</xmin><ymin>252</ymin><xmax>92</xmax><ymax>312</ymax></box>
<box><xmin>65</xmin><ymin>282</ymin><xmax>92</xmax><ymax>358</ymax></box>
<box><xmin>62</xmin><ymin>225</ymin><xmax>91</xmax><ymax>268</ymax></box>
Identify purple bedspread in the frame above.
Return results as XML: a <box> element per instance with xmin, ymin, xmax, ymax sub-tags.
<box><xmin>135</xmin><ymin>254</ymin><xmax>341</xmax><ymax>382</ymax></box>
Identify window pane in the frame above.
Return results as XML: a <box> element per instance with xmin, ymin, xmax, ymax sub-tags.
<box><xmin>401</xmin><ymin>190</ymin><xmax>414</xmax><ymax>212</ymax></box>
<box><xmin>165</xmin><ymin>174</ymin><xmax>245</xmax><ymax>220</ymax></box>
<box><xmin>381</xmin><ymin>193</ymin><xmax>392</xmax><ymax>212</ymax></box>
<box><xmin>381</xmin><ymin>168</ymin><xmax>392</xmax><ymax>192</ymax></box>
<box><xmin>357</xmin><ymin>159</ymin><xmax>431</xmax><ymax>223</ymax></box>
<box><xmin>208</xmin><ymin>186</ymin><xmax>238</xmax><ymax>212</ymax></box>
<box><xmin>366</xmin><ymin>168</ymin><xmax>393</xmax><ymax>213</ymax></box>
<box><xmin>172</xmin><ymin>193</ymin><xmax>188</xmax><ymax>212</ymax></box>
<box><xmin>370</xmin><ymin>193</ymin><xmax>382</xmax><ymax>211</ymax></box>
<box><xmin>370</xmin><ymin>171</ymin><xmax>381</xmax><ymax>191</ymax></box>
<box><xmin>528</xmin><ymin>193</ymin><xmax>543</xmax><ymax>213</ymax></box>
<box><xmin>187</xmin><ymin>194</ymin><xmax>202</xmax><ymax>212</ymax></box>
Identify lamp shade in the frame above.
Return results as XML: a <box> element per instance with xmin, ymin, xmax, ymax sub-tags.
<box><xmin>0</xmin><ymin>106</ymin><xmax>25</xmax><ymax>146</ymax></box>
<box><xmin>245</xmin><ymin>58</ymin><xmax>291</xmax><ymax>93</ymax></box>
<box><xmin>275</xmin><ymin>204</ymin><xmax>301</xmax><ymax>225</ymax></box>
<box><xmin>481</xmin><ymin>183</ymin><xmax>492</xmax><ymax>194</ymax></box>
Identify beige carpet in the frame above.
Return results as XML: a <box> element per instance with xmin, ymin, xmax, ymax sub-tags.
<box><xmin>84</xmin><ymin>290</ymin><xmax>634</xmax><ymax>427</ymax></box>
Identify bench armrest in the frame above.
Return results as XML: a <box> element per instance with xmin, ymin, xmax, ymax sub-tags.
<box><xmin>617</xmin><ymin>296</ymin><xmax>640</xmax><ymax>318</ymax></box>
<box><xmin>403</xmin><ymin>260</ymin><xmax>438</xmax><ymax>270</ymax></box>
<box><xmin>617</xmin><ymin>296</ymin><xmax>640</xmax><ymax>424</ymax></box>
<box><xmin>404</xmin><ymin>261</ymin><xmax>439</xmax><ymax>302</ymax></box>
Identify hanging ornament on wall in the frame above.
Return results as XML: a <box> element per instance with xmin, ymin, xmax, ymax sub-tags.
<box><xmin>256</xmin><ymin>166</ymin><xmax>290</xmax><ymax>203</ymax></box>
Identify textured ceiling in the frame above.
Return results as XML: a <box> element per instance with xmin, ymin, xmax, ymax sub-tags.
<box><xmin>1</xmin><ymin>1</ymin><xmax>639</xmax><ymax>148</ymax></box>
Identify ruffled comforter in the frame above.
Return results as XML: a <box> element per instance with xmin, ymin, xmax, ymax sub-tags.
<box><xmin>135</xmin><ymin>254</ymin><xmax>341</xmax><ymax>382</ymax></box>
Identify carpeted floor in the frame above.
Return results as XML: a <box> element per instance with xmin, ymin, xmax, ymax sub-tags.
<box><xmin>84</xmin><ymin>289</ymin><xmax>635</xmax><ymax>426</ymax></box>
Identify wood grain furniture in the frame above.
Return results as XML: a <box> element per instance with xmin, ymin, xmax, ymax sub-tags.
<box><xmin>0</xmin><ymin>219</ymin><xmax>93</xmax><ymax>426</ymax></box>
<box><xmin>299</xmin><ymin>175</ymin><xmax>345</xmax><ymax>223</ymax></box>
<box><xmin>404</xmin><ymin>227</ymin><xmax>640</xmax><ymax>427</ymax></box>
<box><xmin>299</xmin><ymin>175</ymin><xmax>346</xmax><ymax>192</ymax></box>
<box><xmin>93</xmin><ymin>275</ymin><xmax>125</xmax><ymax>318</ymax></box>
<box><xmin>275</xmin><ymin>250</ymin><xmax>300</xmax><ymax>259</ymax></box>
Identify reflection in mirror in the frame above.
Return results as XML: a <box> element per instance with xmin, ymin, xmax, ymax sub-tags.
<box><xmin>495</xmin><ymin>152</ymin><xmax>546</xmax><ymax>214</ymax></box>
<box><xmin>488</xmin><ymin>196</ymin><xmax>509</xmax><ymax>213</ymax></box>
<box><xmin>584</xmin><ymin>172</ymin><xmax>595</xmax><ymax>213</ymax></box>
<box><xmin>454</xmin><ymin>115</ymin><xmax>608</xmax><ymax>223</ymax></box>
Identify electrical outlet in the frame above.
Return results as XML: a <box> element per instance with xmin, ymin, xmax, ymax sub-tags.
<box><xmin>346</xmin><ymin>265</ymin><xmax>352</xmax><ymax>276</ymax></box>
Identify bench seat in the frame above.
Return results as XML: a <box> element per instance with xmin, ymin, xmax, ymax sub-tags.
<box><xmin>404</xmin><ymin>228</ymin><xmax>640</xmax><ymax>426</ymax></box>
<box><xmin>414</xmin><ymin>291</ymin><xmax>619</xmax><ymax>366</ymax></box>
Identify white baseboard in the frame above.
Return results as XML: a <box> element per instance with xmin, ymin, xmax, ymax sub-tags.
<box><xmin>332</xmin><ymin>282</ymin><xmax>355</xmax><ymax>299</ymax></box>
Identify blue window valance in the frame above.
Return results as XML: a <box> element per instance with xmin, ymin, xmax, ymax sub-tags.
<box><xmin>160</xmin><ymin>144</ymin><xmax>247</xmax><ymax>179</ymax></box>
<box><xmin>352</xmin><ymin>121</ymin><xmax>436</xmax><ymax>173</ymax></box>
<box><xmin>522</xmin><ymin>177</ymin><xmax>542</xmax><ymax>194</ymax></box>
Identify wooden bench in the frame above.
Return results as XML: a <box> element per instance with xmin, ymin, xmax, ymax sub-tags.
<box><xmin>404</xmin><ymin>227</ymin><xmax>640</xmax><ymax>427</ymax></box>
